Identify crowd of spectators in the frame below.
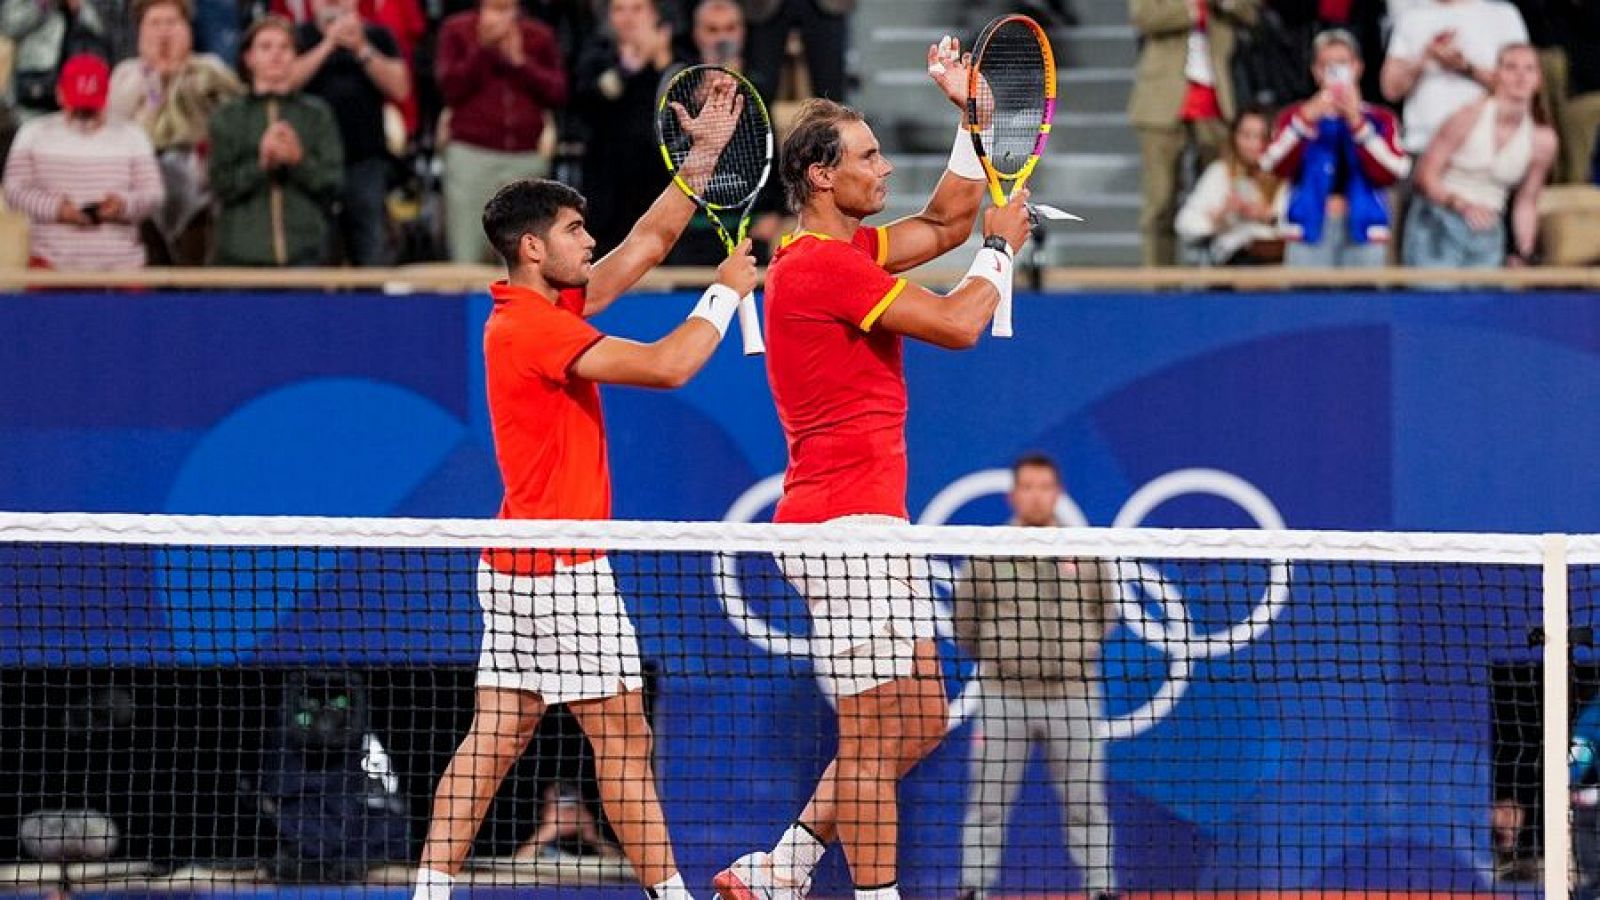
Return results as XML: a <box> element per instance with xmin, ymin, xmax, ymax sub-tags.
<box><xmin>0</xmin><ymin>0</ymin><xmax>1595</xmax><ymax>271</ymax></box>
<box><xmin>0</xmin><ymin>0</ymin><xmax>855</xmax><ymax>270</ymax></box>
<box><xmin>1150</xmin><ymin>0</ymin><xmax>1600</xmax><ymax>270</ymax></box>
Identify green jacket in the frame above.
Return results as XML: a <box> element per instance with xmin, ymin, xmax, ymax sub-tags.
<box><xmin>208</xmin><ymin>92</ymin><xmax>343</xmax><ymax>266</ymax></box>
<box><xmin>1127</xmin><ymin>0</ymin><xmax>1260</xmax><ymax>128</ymax></box>
<box><xmin>952</xmin><ymin>552</ymin><xmax>1116</xmax><ymax>698</ymax></box>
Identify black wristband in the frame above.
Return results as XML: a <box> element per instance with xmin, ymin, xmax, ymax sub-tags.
<box><xmin>982</xmin><ymin>234</ymin><xmax>1011</xmax><ymax>255</ymax></box>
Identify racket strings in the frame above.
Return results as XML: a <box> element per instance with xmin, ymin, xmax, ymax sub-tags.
<box><xmin>975</xmin><ymin>22</ymin><xmax>1048</xmax><ymax>178</ymax></box>
<box><xmin>660</xmin><ymin>69</ymin><xmax>771</xmax><ymax>208</ymax></box>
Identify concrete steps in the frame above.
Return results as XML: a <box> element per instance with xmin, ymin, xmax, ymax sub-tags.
<box><xmin>849</xmin><ymin>0</ymin><xmax>1143</xmax><ymax>266</ymax></box>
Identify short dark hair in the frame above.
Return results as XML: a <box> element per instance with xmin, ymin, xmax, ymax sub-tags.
<box><xmin>1012</xmin><ymin>451</ymin><xmax>1061</xmax><ymax>482</ymax></box>
<box><xmin>133</xmin><ymin>0</ymin><xmax>192</xmax><ymax>28</ymax></box>
<box><xmin>779</xmin><ymin>98</ymin><xmax>864</xmax><ymax>213</ymax></box>
<box><xmin>481</xmin><ymin>179</ymin><xmax>588</xmax><ymax>268</ymax></box>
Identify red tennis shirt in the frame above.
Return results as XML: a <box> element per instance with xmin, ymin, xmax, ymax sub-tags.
<box><xmin>481</xmin><ymin>280</ymin><xmax>608</xmax><ymax>575</ymax></box>
<box><xmin>765</xmin><ymin>226</ymin><xmax>912</xmax><ymax>523</ymax></box>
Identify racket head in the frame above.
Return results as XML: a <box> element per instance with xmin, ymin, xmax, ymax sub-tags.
<box><xmin>967</xmin><ymin>15</ymin><xmax>1057</xmax><ymax>205</ymax></box>
<box><xmin>655</xmin><ymin>64</ymin><xmax>774</xmax><ymax>219</ymax></box>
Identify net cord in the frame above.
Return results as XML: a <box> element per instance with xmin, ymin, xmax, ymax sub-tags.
<box><xmin>0</xmin><ymin>511</ymin><xmax>1556</xmax><ymax>563</ymax></box>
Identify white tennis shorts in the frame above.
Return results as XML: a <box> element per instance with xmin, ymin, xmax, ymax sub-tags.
<box><xmin>779</xmin><ymin>514</ymin><xmax>937</xmax><ymax>697</ymax></box>
<box><xmin>475</xmin><ymin>557</ymin><xmax>643</xmax><ymax>705</ymax></box>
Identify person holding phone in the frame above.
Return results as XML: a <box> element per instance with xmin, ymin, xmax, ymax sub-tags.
<box><xmin>3</xmin><ymin>53</ymin><xmax>164</xmax><ymax>269</ymax></box>
<box><xmin>1260</xmin><ymin>28</ymin><xmax>1409</xmax><ymax>267</ymax></box>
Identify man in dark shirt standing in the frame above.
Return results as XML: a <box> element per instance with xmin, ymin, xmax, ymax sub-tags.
<box><xmin>571</xmin><ymin>0</ymin><xmax>680</xmax><ymax>255</ymax></box>
<box><xmin>435</xmin><ymin>0</ymin><xmax>567</xmax><ymax>263</ymax></box>
<box><xmin>290</xmin><ymin>0</ymin><xmax>410</xmax><ymax>265</ymax></box>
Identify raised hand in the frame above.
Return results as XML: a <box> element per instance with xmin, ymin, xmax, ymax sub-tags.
<box><xmin>673</xmin><ymin>73</ymin><xmax>745</xmax><ymax>189</ymax></box>
<box><xmin>926</xmin><ymin>35</ymin><xmax>971</xmax><ymax>109</ymax></box>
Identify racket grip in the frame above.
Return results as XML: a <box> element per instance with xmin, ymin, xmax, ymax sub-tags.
<box><xmin>738</xmin><ymin>291</ymin><xmax>765</xmax><ymax>355</ymax></box>
<box><xmin>991</xmin><ymin>273</ymin><xmax>1014</xmax><ymax>338</ymax></box>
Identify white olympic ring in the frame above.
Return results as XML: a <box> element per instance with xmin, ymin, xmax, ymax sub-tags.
<box><xmin>713</xmin><ymin>467</ymin><xmax>1290</xmax><ymax>740</ymax></box>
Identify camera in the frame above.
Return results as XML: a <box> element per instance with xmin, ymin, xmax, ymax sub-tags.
<box><xmin>80</xmin><ymin>202</ymin><xmax>102</xmax><ymax>224</ymax></box>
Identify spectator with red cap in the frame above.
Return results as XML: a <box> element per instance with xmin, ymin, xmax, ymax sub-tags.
<box><xmin>3</xmin><ymin>53</ymin><xmax>163</xmax><ymax>269</ymax></box>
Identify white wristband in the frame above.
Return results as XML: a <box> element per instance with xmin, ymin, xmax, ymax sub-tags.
<box><xmin>964</xmin><ymin>245</ymin><xmax>1012</xmax><ymax>295</ymax></box>
<box><xmin>688</xmin><ymin>283</ymin><xmax>741</xmax><ymax>338</ymax></box>
<box><xmin>947</xmin><ymin>120</ymin><xmax>985</xmax><ymax>181</ymax></box>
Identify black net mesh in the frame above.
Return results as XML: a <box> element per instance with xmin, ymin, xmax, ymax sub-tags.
<box><xmin>972</xmin><ymin>20</ymin><xmax>1048</xmax><ymax>179</ymax></box>
<box><xmin>0</xmin><ymin>524</ymin><xmax>1555</xmax><ymax>898</ymax></box>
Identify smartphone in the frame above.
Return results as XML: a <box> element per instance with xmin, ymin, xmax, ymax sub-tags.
<box><xmin>80</xmin><ymin>202</ymin><xmax>102</xmax><ymax>224</ymax></box>
<box><xmin>1326</xmin><ymin>63</ymin><xmax>1352</xmax><ymax>85</ymax></box>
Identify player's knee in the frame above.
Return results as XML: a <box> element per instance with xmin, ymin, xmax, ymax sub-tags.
<box><xmin>473</xmin><ymin>713</ymin><xmax>538</xmax><ymax>759</ymax></box>
<box><xmin>836</xmin><ymin>735</ymin><xmax>895</xmax><ymax>781</ymax></box>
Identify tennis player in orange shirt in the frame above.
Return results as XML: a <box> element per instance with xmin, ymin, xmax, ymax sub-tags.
<box><xmin>413</xmin><ymin>80</ymin><xmax>756</xmax><ymax>900</ymax></box>
<box><xmin>713</xmin><ymin>37</ymin><xmax>1035</xmax><ymax>900</ymax></box>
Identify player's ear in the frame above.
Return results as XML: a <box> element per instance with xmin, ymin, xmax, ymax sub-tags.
<box><xmin>807</xmin><ymin>162</ymin><xmax>833</xmax><ymax>195</ymax></box>
<box><xmin>520</xmin><ymin>232</ymin><xmax>544</xmax><ymax>267</ymax></box>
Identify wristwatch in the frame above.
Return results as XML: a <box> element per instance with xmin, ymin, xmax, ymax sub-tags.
<box><xmin>982</xmin><ymin>234</ymin><xmax>1011</xmax><ymax>255</ymax></box>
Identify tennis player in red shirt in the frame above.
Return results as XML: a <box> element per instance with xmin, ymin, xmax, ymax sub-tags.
<box><xmin>414</xmin><ymin>82</ymin><xmax>757</xmax><ymax>900</ymax></box>
<box><xmin>713</xmin><ymin>39</ymin><xmax>1035</xmax><ymax>900</ymax></box>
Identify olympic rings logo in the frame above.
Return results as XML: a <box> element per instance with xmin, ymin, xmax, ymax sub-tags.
<box><xmin>714</xmin><ymin>467</ymin><xmax>1290</xmax><ymax>741</ymax></box>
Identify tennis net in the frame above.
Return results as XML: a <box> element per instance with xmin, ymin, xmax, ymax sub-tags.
<box><xmin>0</xmin><ymin>513</ymin><xmax>1581</xmax><ymax>898</ymax></box>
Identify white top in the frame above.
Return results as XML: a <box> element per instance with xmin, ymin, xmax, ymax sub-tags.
<box><xmin>1386</xmin><ymin>0</ymin><xmax>1529</xmax><ymax>153</ymax></box>
<box><xmin>1184</xmin><ymin>0</ymin><xmax>1215</xmax><ymax>86</ymax></box>
<box><xmin>1440</xmin><ymin>100</ymin><xmax>1533</xmax><ymax>210</ymax></box>
<box><xmin>1185</xmin><ymin>29</ymin><xmax>1215</xmax><ymax>86</ymax></box>
<box><xmin>1175</xmin><ymin>160</ymin><xmax>1281</xmax><ymax>262</ymax></box>
<box><xmin>2</xmin><ymin>114</ymin><xmax>164</xmax><ymax>270</ymax></box>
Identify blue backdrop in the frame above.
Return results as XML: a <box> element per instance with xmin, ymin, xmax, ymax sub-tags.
<box><xmin>3</xmin><ymin>289</ymin><xmax>1590</xmax><ymax>895</ymax></box>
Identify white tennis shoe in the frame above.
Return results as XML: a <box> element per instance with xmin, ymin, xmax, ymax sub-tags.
<box><xmin>711</xmin><ymin>851</ymin><xmax>810</xmax><ymax>900</ymax></box>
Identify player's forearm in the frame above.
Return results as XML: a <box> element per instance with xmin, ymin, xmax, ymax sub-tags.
<box><xmin>645</xmin><ymin>320</ymin><xmax>722</xmax><ymax>388</ymax></box>
<box><xmin>931</xmin><ymin>279</ymin><xmax>1001</xmax><ymax>349</ymax></box>
<box><xmin>585</xmin><ymin>188</ymin><xmax>698</xmax><ymax>316</ymax></box>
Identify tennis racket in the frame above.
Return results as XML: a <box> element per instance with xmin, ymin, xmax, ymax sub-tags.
<box><xmin>967</xmin><ymin>14</ymin><xmax>1057</xmax><ymax>338</ymax></box>
<box><xmin>656</xmin><ymin>64</ymin><xmax>773</xmax><ymax>356</ymax></box>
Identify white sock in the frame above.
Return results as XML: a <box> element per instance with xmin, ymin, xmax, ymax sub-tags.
<box><xmin>770</xmin><ymin>822</ymin><xmax>827</xmax><ymax>885</ymax></box>
<box><xmin>648</xmin><ymin>872</ymin><xmax>695</xmax><ymax>900</ymax></box>
<box><xmin>412</xmin><ymin>867</ymin><xmax>452</xmax><ymax>900</ymax></box>
<box><xmin>855</xmin><ymin>884</ymin><xmax>900</xmax><ymax>900</ymax></box>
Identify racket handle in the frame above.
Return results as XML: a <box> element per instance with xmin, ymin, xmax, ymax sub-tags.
<box><xmin>738</xmin><ymin>291</ymin><xmax>765</xmax><ymax>355</ymax></box>
<box><xmin>991</xmin><ymin>270</ymin><xmax>1015</xmax><ymax>338</ymax></box>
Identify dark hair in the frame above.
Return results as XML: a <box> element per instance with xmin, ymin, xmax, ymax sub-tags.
<box><xmin>481</xmin><ymin>179</ymin><xmax>588</xmax><ymax>268</ymax></box>
<box><xmin>1012</xmin><ymin>451</ymin><xmax>1061</xmax><ymax>482</ymax></box>
<box><xmin>779</xmin><ymin>98</ymin><xmax>864</xmax><ymax>212</ymax></box>
<box><xmin>133</xmin><ymin>0</ymin><xmax>192</xmax><ymax>28</ymax></box>
<box><xmin>238</xmin><ymin>14</ymin><xmax>294</xmax><ymax>80</ymax></box>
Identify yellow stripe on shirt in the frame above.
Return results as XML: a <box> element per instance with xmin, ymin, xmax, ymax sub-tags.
<box><xmin>859</xmin><ymin>278</ymin><xmax>907</xmax><ymax>332</ymax></box>
<box><xmin>875</xmin><ymin>226</ymin><xmax>890</xmax><ymax>266</ymax></box>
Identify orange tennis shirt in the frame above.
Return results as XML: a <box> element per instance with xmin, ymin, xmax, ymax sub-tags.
<box><xmin>765</xmin><ymin>226</ymin><xmax>911</xmax><ymax>523</ymax></box>
<box><xmin>481</xmin><ymin>280</ymin><xmax>609</xmax><ymax>575</ymax></box>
